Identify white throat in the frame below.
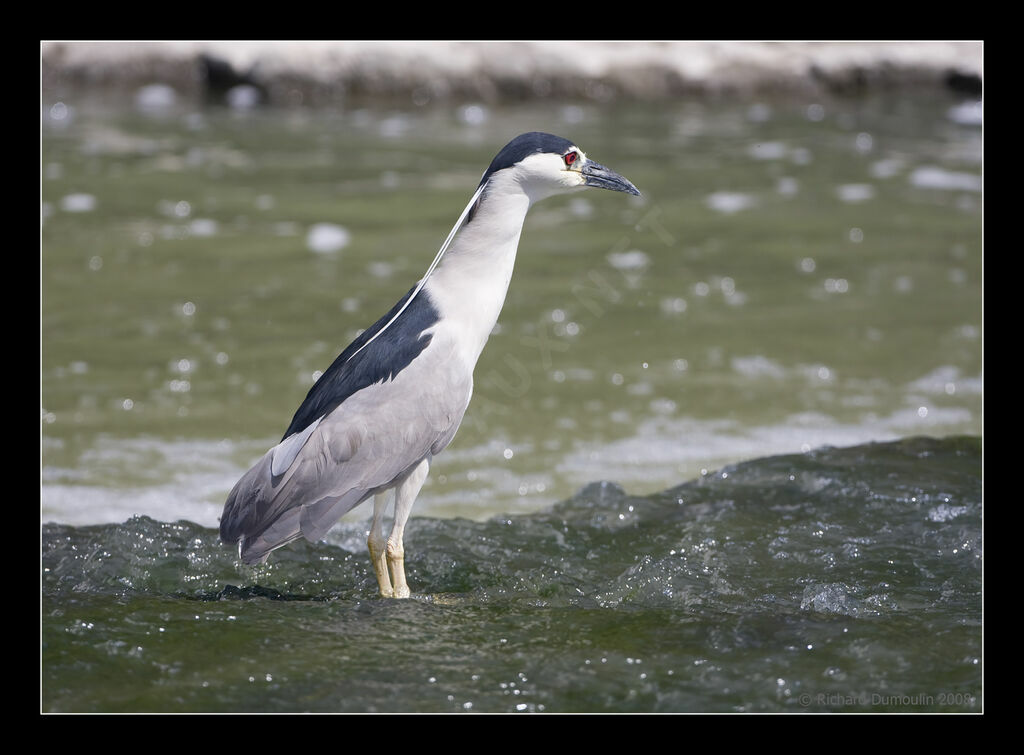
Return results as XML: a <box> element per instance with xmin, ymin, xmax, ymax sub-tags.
<box><xmin>425</xmin><ymin>174</ymin><xmax>535</xmax><ymax>366</ymax></box>
<box><xmin>347</xmin><ymin>159</ymin><xmax>567</xmax><ymax>372</ymax></box>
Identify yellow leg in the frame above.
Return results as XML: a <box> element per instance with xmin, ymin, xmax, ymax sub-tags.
<box><xmin>385</xmin><ymin>458</ymin><xmax>430</xmax><ymax>599</ymax></box>
<box><xmin>368</xmin><ymin>493</ymin><xmax>394</xmax><ymax>597</ymax></box>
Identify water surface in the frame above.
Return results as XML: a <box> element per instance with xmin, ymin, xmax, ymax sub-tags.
<box><xmin>42</xmin><ymin>437</ymin><xmax>981</xmax><ymax>713</ymax></box>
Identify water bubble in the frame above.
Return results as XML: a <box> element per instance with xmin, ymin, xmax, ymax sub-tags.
<box><xmin>777</xmin><ymin>177</ymin><xmax>799</xmax><ymax>196</ymax></box>
<box><xmin>706</xmin><ymin>192</ymin><xmax>755</xmax><ymax>214</ymax></box>
<box><xmin>799</xmin><ymin>257</ymin><xmax>816</xmax><ymax>273</ymax></box>
<box><xmin>748</xmin><ymin>141</ymin><xmax>787</xmax><ymax>160</ymax></box>
<box><xmin>503</xmin><ymin>448</ymin><xmax>514</xmax><ymax>460</ymax></box>
<box><xmin>733</xmin><ymin>355</ymin><xmax>785</xmax><ymax>379</ymax></box>
<box><xmin>135</xmin><ymin>83</ymin><xmax>177</xmax><ymax>112</ymax></box>
<box><xmin>871</xmin><ymin>157</ymin><xmax>904</xmax><ymax>179</ymax></box>
<box><xmin>568</xmin><ymin>198</ymin><xmax>594</xmax><ymax>218</ymax></box>
<box><xmin>226</xmin><ymin>84</ymin><xmax>261</xmax><ymax>110</ymax></box>
<box><xmin>855</xmin><ymin>132</ymin><xmax>874</xmax><ymax>153</ymax></box>
<box><xmin>374</xmin><ymin>106</ymin><xmax>418</xmax><ymax>135</ymax></box>
<box><xmin>607</xmin><ymin>249</ymin><xmax>650</xmax><ymax>270</ymax></box>
<box><xmin>60</xmin><ymin>193</ymin><xmax>97</xmax><ymax>213</ymax></box>
<box><xmin>368</xmin><ymin>261</ymin><xmax>394</xmax><ymax>278</ymax></box>
<box><xmin>88</xmin><ymin>256</ymin><xmax>103</xmax><ymax>271</ymax></box>
<box><xmin>661</xmin><ymin>297</ymin><xmax>687</xmax><ymax>314</ymax></box>
<box><xmin>928</xmin><ymin>504</ymin><xmax>968</xmax><ymax>522</ymax></box>
<box><xmin>836</xmin><ymin>184</ymin><xmax>875</xmax><ymax>203</ymax></box>
<box><xmin>49</xmin><ymin>101</ymin><xmax>69</xmax><ymax>121</ymax></box>
<box><xmin>909</xmin><ymin>166</ymin><xmax>982</xmax><ymax>192</ymax></box>
<box><xmin>947</xmin><ymin>100</ymin><xmax>983</xmax><ymax>126</ymax></box>
<box><xmin>182</xmin><ymin>302</ymin><xmax>196</xmax><ymax>316</ymax></box>
<box><xmin>849</xmin><ymin>228</ymin><xmax>864</xmax><ymax>243</ymax></box>
<box><xmin>122</xmin><ymin>399</ymin><xmax>134</xmax><ymax>410</ymax></box>
<box><xmin>189</xmin><ymin>218</ymin><xmax>218</xmax><ymax>237</ymax></box>
<box><xmin>918</xmin><ymin>406</ymin><xmax>929</xmax><ymax>418</ymax></box>
<box><xmin>458</xmin><ymin>104</ymin><xmax>489</xmax><ymax>125</ymax></box>
<box><xmin>806</xmin><ymin>103</ymin><xmax>825</xmax><ymax>122</ymax></box>
<box><xmin>306</xmin><ymin>223</ymin><xmax>351</xmax><ymax>254</ymax></box>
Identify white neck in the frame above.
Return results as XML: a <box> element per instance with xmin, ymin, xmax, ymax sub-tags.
<box><xmin>424</xmin><ymin>177</ymin><xmax>534</xmax><ymax>368</ymax></box>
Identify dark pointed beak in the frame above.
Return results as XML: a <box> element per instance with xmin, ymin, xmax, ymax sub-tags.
<box><xmin>582</xmin><ymin>161</ymin><xmax>641</xmax><ymax>196</ymax></box>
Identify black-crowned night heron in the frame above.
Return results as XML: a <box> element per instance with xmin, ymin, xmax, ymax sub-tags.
<box><xmin>220</xmin><ymin>132</ymin><xmax>640</xmax><ymax>597</ymax></box>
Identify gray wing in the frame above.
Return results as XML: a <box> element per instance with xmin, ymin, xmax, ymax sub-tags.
<box><xmin>220</xmin><ymin>322</ymin><xmax>471</xmax><ymax>565</ymax></box>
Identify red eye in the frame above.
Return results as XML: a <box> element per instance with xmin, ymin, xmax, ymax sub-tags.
<box><xmin>564</xmin><ymin>151</ymin><xmax>578</xmax><ymax>166</ymax></box>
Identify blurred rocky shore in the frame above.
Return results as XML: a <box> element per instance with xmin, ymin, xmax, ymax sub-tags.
<box><xmin>42</xmin><ymin>41</ymin><xmax>982</xmax><ymax>108</ymax></box>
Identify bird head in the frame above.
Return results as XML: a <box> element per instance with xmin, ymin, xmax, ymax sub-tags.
<box><xmin>478</xmin><ymin>131</ymin><xmax>640</xmax><ymax>203</ymax></box>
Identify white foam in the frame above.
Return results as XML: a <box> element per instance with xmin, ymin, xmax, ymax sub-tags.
<box><xmin>909</xmin><ymin>166</ymin><xmax>982</xmax><ymax>192</ymax></box>
<box><xmin>306</xmin><ymin>223</ymin><xmax>351</xmax><ymax>254</ymax></box>
<box><xmin>706</xmin><ymin>192</ymin><xmax>755</xmax><ymax>214</ymax></box>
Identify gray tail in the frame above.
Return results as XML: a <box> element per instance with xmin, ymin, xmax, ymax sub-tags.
<box><xmin>219</xmin><ymin>450</ymin><xmax>368</xmax><ymax>565</ymax></box>
<box><xmin>219</xmin><ymin>452</ymin><xmax>303</xmax><ymax>565</ymax></box>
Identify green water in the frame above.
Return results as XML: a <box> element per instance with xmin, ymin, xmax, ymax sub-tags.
<box><xmin>42</xmin><ymin>437</ymin><xmax>981</xmax><ymax>713</ymax></box>
<box><xmin>41</xmin><ymin>91</ymin><xmax>982</xmax><ymax>713</ymax></box>
<box><xmin>41</xmin><ymin>93</ymin><xmax>981</xmax><ymax>525</ymax></box>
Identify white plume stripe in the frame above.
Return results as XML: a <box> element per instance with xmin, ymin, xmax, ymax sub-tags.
<box><xmin>272</xmin><ymin>416</ymin><xmax>323</xmax><ymax>475</ymax></box>
<box><xmin>346</xmin><ymin>182</ymin><xmax>487</xmax><ymax>362</ymax></box>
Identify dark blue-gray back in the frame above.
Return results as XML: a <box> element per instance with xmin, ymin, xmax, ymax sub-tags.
<box><xmin>281</xmin><ymin>286</ymin><xmax>440</xmax><ymax>440</ymax></box>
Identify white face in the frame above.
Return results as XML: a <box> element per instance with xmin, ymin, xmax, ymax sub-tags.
<box><xmin>512</xmin><ymin>147</ymin><xmax>589</xmax><ymax>199</ymax></box>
